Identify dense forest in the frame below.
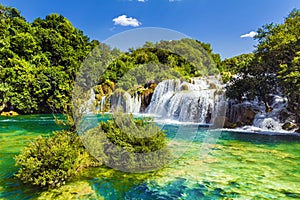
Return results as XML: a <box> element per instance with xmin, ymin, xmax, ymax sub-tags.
<box><xmin>0</xmin><ymin>5</ymin><xmax>98</xmax><ymax>114</ymax></box>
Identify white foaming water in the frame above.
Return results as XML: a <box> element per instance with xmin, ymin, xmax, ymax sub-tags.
<box><xmin>238</xmin><ymin>95</ymin><xmax>289</xmax><ymax>132</ymax></box>
<box><xmin>90</xmin><ymin>77</ymin><xmax>225</xmax><ymax>124</ymax></box>
<box><xmin>82</xmin><ymin>89</ymin><xmax>96</xmax><ymax>114</ymax></box>
<box><xmin>99</xmin><ymin>96</ymin><xmax>106</xmax><ymax>112</ymax></box>
<box><xmin>110</xmin><ymin>91</ymin><xmax>142</xmax><ymax>113</ymax></box>
<box><xmin>147</xmin><ymin>78</ymin><xmax>224</xmax><ymax>123</ymax></box>
<box><xmin>253</xmin><ymin>95</ymin><xmax>288</xmax><ymax>130</ymax></box>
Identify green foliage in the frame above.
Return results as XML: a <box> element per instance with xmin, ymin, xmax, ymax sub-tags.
<box><xmin>15</xmin><ymin>130</ymin><xmax>99</xmax><ymax>188</ymax></box>
<box><xmin>0</xmin><ymin>5</ymin><xmax>96</xmax><ymax>114</ymax></box>
<box><xmin>96</xmin><ymin>38</ymin><xmax>221</xmax><ymax>98</ymax></box>
<box><xmin>225</xmin><ymin>9</ymin><xmax>300</xmax><ymax>116</ymax></box>
<box><xmin>220</xmin><ymin>54</ymin><xmax>254</xmax><ymax>83</ymax></box>
<box><xmin>82</xmin><ymin>113</ymin><xmax>169</xmax><ymax>172</ymax></box>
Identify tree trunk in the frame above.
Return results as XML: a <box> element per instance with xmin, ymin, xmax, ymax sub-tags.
<box><xmin>296</xmin><ymin>93</ymin><xmax>300</xmax><ymax>124</ymax></box>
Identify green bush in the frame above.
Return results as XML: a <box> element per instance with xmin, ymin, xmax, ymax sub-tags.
<box><xmin>82</xmin><ymin>113</ymin><xmax>170</xmax><ymax>172</ymax></box>
<box><xmin>15</xmin><ymin>130</ymin><xmax>99</xmax><ymax>188</ymax></box>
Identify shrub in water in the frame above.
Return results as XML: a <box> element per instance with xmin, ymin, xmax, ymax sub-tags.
<box><xmin>15</xmin><ymin>130</ymin><xmax>99</xmax><ymax>188</ymax></box>
<box><xmin>82</xmin><ymin>112</ymin><xmax>170</xmax><ymax>172</ymax></box>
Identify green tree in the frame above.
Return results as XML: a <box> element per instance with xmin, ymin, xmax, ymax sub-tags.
<box><xmin>226</xmin><ymin>9</ymin><xmax>300</xmax><ymax>115</ymax></box>
<box><xmin>0</xmin><ymin>5</ymin><xmax>97</xmax><ymax>114</ymax></box>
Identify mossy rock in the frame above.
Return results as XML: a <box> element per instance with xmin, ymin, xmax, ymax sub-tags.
<box><xmin>180</xmin><ymin>83</ymin><xmax>189</xmax><ymax>91</ymax></box>
<box><xmin>1</xmin><ymin>111</ymin><xmax>19</xmax><ymax>116</ymax></box>
<box><xmin>282</xmin><ymin>122</ymin><xmax>298</xmax><ymax>131</ymax></box>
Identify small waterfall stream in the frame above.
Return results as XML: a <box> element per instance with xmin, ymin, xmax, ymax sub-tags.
<box><xmin>252</xmin><ymin>95</ymin><xmax>288</xmax><ymax>131</ymax></box>
<box><xmin>110</xmin><ymin>91</ymin><xmax>142</xmax><ymax>113</ymax></box>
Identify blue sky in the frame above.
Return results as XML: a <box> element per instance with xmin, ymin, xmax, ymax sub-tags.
<box><xmin>2</xmin><ymin>0</ymin><xmax>300</xmax><ymax>58</ymax></box>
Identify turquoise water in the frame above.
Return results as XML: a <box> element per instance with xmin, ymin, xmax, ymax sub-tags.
<box><xmin>1</xmin><ymin>115</ymin><xmax>300</xmax><ymax>199</ymax></box>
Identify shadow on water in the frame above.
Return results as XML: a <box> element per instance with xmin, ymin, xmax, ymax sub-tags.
<box><xmin>219</xmin><ymin>130</ymin><xmax>300</xmax><ymax>146</ymax></box>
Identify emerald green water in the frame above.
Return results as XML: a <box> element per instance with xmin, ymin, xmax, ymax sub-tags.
<box><xmin>1</xmin><ymin>115</ymin><xmax>300</xmax><ymax>199</ymax></box>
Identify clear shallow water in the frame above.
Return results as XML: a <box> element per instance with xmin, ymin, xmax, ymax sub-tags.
<box><xmin>1</xmin><ymin>115</ymin><xmax>300</xmax><ymax>199</ymax></box>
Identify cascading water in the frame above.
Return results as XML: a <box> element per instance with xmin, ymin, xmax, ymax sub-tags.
<box><xmin>230</xmin><ymin>94</ymin><xmax>293</xmax><ymax>132</ymax></box>
<box><xmin>99</xmin><ymin>96</ymin><xmax>106</xmax><ymax>112</ymax></box>
<box><xmin>89</xmin><ymin>77</ymin><xmax>225</xmax><ymax>124</ymax></box>
<box><xmin>82</xmin><ymin>89</ymin><xmax>96</xmax><ymax>114</ymax></box>
<box><xmin>252</xmin><ymin>95</ymin><xmax>288</xmax><ymax>131</ymax></box>
<box><xmin>110</xmin><ymin>91</ymin><xmax>142</xmax><ymax>113</ymax></box>
<box><xmin>146</xmin><ymin>78</ymin><xmax>225</xmax><ymax>123</ymax></box>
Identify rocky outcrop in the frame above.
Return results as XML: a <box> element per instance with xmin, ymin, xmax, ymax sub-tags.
<box><xmin>224</xmin><ymin>101</ymin><xmax>258</xmax><ymax>128</ymax></box>
<box><xmin>282</xmin><ymin>122</ymin><xmax>298</xmax><ymax>131</ymax></box>
<box><xmin>140</xmin><ymin>83</ymin><xmax>157</xmax><ymax>112</ymax></box>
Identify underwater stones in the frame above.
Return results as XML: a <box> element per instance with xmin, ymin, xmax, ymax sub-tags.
<box><xmin>37</xmin><ymin>181</ymin><xmax>99</xmax><ymax>200</ymax></box>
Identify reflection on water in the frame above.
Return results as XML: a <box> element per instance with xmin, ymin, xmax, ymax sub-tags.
<box><xmin>1</xmin><ymin>115</ymin><xmax>300</xmax><ymax>199</ymax></box>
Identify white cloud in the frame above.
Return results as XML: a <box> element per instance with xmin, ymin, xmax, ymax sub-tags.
<box><xmin>138</xmin><ymin>0</ymin><xmax>146</xmax><ymax>2</ymax></box>
<box><xmin>113</xmin><ymin>15</ymin><xmax>142</xmax><ymax>27</ymax></box>
<box><xmin>240</xmin><ymin>31</ymin><xmax>258</xmax><ymax>38</ymax></box>
<box><xmin>169</xmin><ymin>0</ymin><xmax>182</xmax><ymax>2</ymax></box>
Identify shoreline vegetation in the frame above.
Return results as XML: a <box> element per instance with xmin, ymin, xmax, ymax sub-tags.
<box><xmin>0</xmin><ymin>4</ymin><xmax>300</xmax><ymax>193</ymax></box>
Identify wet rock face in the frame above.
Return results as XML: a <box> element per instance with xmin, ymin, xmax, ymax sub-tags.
<box><xmin>141</xmin><ymin>89</ymin><xmax>154</xmax><ymax>112</ymax></box>
<box><xmin>225</xmin><ymin>102</ymin><xmax>257</xmax><ymax>128</ymax></box>
<box><xmin>144</xmin><ymin>80</ymin><xmax>156</xmax><ymax>89</ymax></box>
<box><xmin>225</xmin><ymin>94</ymin><xmax>300</xmax><ymax>132</ymax></box>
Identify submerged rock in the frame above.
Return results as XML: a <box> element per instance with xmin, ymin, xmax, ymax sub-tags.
<box><xmin>37</xmin><ymin>181</ymin><xmax>101</xmax><ymax>200</ymax></box>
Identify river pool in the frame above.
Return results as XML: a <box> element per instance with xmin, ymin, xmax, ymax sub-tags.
<box><xmin>1</xmin><ymin>115</ymin><xmax>300</xmax><ymax>199</ymax></box>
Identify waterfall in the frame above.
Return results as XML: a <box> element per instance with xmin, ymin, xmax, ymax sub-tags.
<box><xmin>82</xmin><ymin>89</ymin><xmax>96</xmax><ymax>114</ymax></box>
<box><xmin>252</xmin><ymin>95</ymin><xmax>288</xmax><ymax>131</ymax></box>
<box><xmin>99</xmin><ymin>96</ymin><xmax>106</xmax><ymax>112</ymax></box>
<box><xmin>228</xmin><ymin>94</ymin><xmax>292</xmax><ymax>132</ymax></box>
<box><xmin>110</xmin><ymin>91</ymin><xmax>142</xmax><ymax>113</ymax></box>
<box><xmin>147</xmin><ymin>78</ymin><xmax>225</xmax><ymax>123</ymax></box>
